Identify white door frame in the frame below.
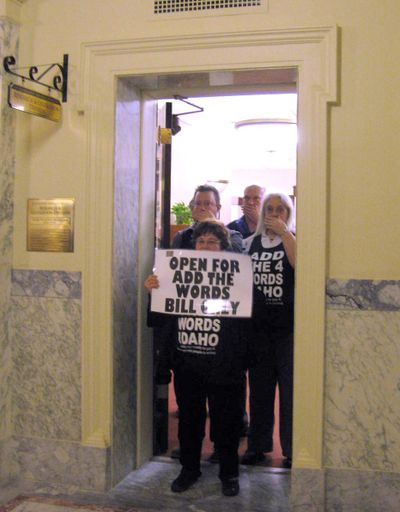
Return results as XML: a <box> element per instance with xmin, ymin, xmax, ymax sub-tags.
<box><xmin>79</xmin><ymin>26</ymin><xmax>338</xmax><ymax>471</ymax></box>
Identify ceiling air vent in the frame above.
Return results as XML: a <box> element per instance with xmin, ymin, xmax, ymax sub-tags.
<box><xmin>153</xmin><ymin>0</ymin><xmax>267</xmax><ymax>17</ymax></box>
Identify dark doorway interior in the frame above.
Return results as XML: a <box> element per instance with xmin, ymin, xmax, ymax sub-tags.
<box><xmin>167</xmin><ymin>381</ymin><xmax>288</xmax><ymax>468</ymax></box>
<box><xmin>140</xmin><ymin>68</ymin><xmax>298</xmax><ymax>470</ymax></box>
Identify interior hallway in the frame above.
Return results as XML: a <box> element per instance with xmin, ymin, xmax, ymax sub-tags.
<box><xmin>0</xmin><ymin>460</ymin><xmax>290</xmax><ymax>512</ymax></box>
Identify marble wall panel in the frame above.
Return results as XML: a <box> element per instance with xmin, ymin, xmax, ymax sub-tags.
<box><xmin>324</xmin><ymin>279</ymin><xmax>400</xmax><ymax>472</ymax></box>
<box><xmin>291</xmin><ymin>279</ymin><xmax>400</xmax><ymax>510</ymax></box>
<box><xmin>0</xmin><ymin>19</ymin><xmax>18</xmax><ymax>267</ymax></box>
<box><xmin>0</xmin><ymin>436</ymin><xmax>14</xmax><ymax>483</ymax></box>
<box><xmin>0</xmin><ymin>326</ymin><xmax>11</xmax><ymax>435</ymax></box>
<box><xmin>13</xmin><ymin>436</ymin><xmax>111</xmax><ymax>491</ymax></box>
<box><xmin>10</xmin><ymin>271</ymin><xmax>82</xmax><ymax>441</ymax></box>
<box><xmin>326</xmin><ymin>279</ymin><xmax>400</xmax><ymax>310</ymax></box>
<box><xmin>7</xmin><ymin>267</ymin><xmax>112</xmax><ymax>490</ymax></box>
<box><xmin>11</xmin><ymin>269</ymin><xmax>82</xmax><ymax>299</ymax></box>
<box><xmin>0</xmin><ymin>265</ymin><xmax>11</xmax><ymax>439</ymax></box>
<box><xmin>111</xmin><ymin>78</ymin><xmax>140</xmax><ymax>484</ymax></box>
<box><xmin>0</xmin><ymin>184</ymin><xmax>13</xmax><ymax>264</ymax></box>
<box><xmin>325</xmin><ymin>468</ymin><xmax>400</xmax><ymax>512</ymax></box>
<box><xmin>0</xmin><ymin>17</ymin><xmax>19</xmax><ymax>482</ymax></box>
<box><xmin>290</xmin><ymin>468</ymin><xmax>326</xmax><ymax>511</ymax></box>
<box><xmin>291</xmin><ymin>468</ymin><xmax>400</xmax><ymax>512</ymax></box>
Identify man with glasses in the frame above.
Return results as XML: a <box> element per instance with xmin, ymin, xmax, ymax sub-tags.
<box><xmin>171</xmin><ymin>184</ymin><xmax>243</xmax><ymax>252</ymax></box>
<box><xmin>227</xmin><ymin>185</ymin><xmax>265</xmax><ymax>240</ymax></box>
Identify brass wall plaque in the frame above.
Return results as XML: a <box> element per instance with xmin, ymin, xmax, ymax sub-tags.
<box><xmin>158</xmin><ymin>126</ymin><xmax>172</xmax><ymax>144</ymax></box>
<box><xmin>27</xmin><ymin>199</ymin><xmax>75</xmax><ymax>252</ymax></box>
<box><xmin>8</xmin><ymin>83</ymin><xmax>62</xmax><ymax>122</ymax></box>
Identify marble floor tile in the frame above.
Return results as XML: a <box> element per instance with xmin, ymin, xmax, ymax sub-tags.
<box><xmin>2</xmin><ymin>502</ymin><xmax>120</xmax><ymax>512</ymax></box>
<box><xmin>0</xmin><ymin>460</ymin><xmax>291</xmax><ymax>512</ymax></box>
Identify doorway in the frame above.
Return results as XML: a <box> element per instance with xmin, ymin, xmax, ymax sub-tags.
<box><xmin>142</xmin><ymin>78</ymin><xmax>298</xmax><ymax>469</ymax></box>
<box><xmin>82</xmin><ymin>27</ymin><xmax>336</xmax><ymax>482</ymax></box>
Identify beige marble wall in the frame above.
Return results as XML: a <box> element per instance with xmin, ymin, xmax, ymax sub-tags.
<box><xmin>0</xmin><ymin>16</ymin><xmax>19</xmax><ymax>483</ymax></box>
<box><xmin>10</xmin><ymin>271</ymin><xmax>82</xmax><ymax>441</ymax></box>
<box><xmin>291</xmin><ymin>467</ymin><xmax>400</xmax><ymax>512</ymax></box>
<box><xmin>7</xmin><ymin>270</ymin><xmax>111</xmax><ymax>490</ymax></box>
<box><xmin>325</xmin><ymin>309</ymin><xmax>400</xmax><ymax>471</ymax></box>
<box><xmin>325</xmin><ymin>279</ymin><xmax>400</xmax><ymax>472</ymax></box>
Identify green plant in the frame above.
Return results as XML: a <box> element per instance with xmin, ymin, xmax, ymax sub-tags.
<box><xmin>171</xmin><ymin>201</ymin><xmax>192</xmax><ymax>225</ymax></box>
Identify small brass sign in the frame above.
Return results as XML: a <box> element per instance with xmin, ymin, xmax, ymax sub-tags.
<box><xmin>8</xmin><ymin>83</ymin><xmax>61</xmax><ymax>122</ymax></box>
<box><xmin>27</xmin><ymin>199</ymin><xmax>74</xmax><ymax>252</ymax></box>
<box><xmin>158</xmin><ymin>127</ymin><xmax>172</xmax><ymax>144</ymax></box>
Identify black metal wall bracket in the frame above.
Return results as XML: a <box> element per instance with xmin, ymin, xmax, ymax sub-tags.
<box><xmin>173</xmin><ymin>95</ymin><xmax>204</xmax><ymax>116</ymax></box>
<box><xmin>3</xmin><ymin>54</ymin><xmax>68</xmax><ymax>103</ymax></box>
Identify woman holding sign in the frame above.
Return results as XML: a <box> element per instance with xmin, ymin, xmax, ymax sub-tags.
<box><xmin>145</xmin><ymin>220</ymin><xmax>255</xmax><ymax>497</ymax></box>
<box><xmin>242</xmin><ymin>192</ymin><xmax>296</xmax><ymax>468</ymax></box>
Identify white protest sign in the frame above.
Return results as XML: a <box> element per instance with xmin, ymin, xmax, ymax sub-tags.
<box><xmin>151</xmin><ymin>249</ymin><xmax>253</xmax><ymax>317</ymax></box>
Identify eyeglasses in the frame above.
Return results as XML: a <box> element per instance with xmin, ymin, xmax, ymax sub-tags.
<box><xmin>195</xmin><ymin>238</ymin><xmax>221</xmax><ymax>248</ymax></box>
<box><xmin>243</xmin><ymin>195</ymin><xmax>262</xmax><ymax>203</ymax></box>
<box><xmin>266</xmin><ymin>205</ymin><xmax>287</xmax><ymax>215</ymax></box>
<box><xmin>193</xmin><ymin>201</ymin><xmax>217</xmax><ymax>208</ymax></box>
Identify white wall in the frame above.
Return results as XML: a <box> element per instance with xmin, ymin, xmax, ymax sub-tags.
<box><xmin>168</xmin><ymin>94</ymin><xmax>297</xmax><ymax>224</ymax></box>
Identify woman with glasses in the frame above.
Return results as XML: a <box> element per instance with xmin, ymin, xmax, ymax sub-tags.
<box><xmin>170</xmin><ymin>185</ymin><xmax>244</xmax><ymax>464</ymax></box>
<box><xmin>241</xmin><ymin>192</ymin><xmax>296</xmax><ymax>468</ymax></box>
<box><xmin>145</xmin><ymin>220</ymin><xmax>257</xmax><ymax>497</ymax></box>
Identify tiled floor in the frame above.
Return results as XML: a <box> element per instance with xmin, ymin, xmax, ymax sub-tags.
<box><xmin>0</xmin><ymin>459</ymin><xmax>291</xmax><ymax>512</ymax></box>
<box><xmin>0</xmin><ymin>495</ymin><xmax>127</xmax><ymax>511</ymax></box>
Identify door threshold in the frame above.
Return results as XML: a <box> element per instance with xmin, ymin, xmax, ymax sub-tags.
<box><xmin>151</xmin><ymin>455</ymin><xmax>291</xmax><ymax>474</ymax></box>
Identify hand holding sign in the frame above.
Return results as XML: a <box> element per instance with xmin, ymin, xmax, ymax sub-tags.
<box><xmin>144</xmin><ymin>274</ymin><xmax>160</xmax><ymax>291</ymax></box>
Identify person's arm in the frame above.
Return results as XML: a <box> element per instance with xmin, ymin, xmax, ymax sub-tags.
<box><xmin>144</xmin><ymin>274</ymin><xmax>173</xmax><ymax>384</ymax></box>
<box><xmin>281</xmin><ymin>230</ymin><xmax>296</xmax><ymax>268</ymax></box>
<box><xmin>144</xmin><ymin>274</ymin><xmax>167</xmax><ymax>327</ymax></box>
<box><xmin>144</xmin><ymin>273</ymin><xmax>160</xmax><ymax>291</ymax></box>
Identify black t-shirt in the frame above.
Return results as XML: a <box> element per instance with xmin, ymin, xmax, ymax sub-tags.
<box><xmin>148</xmin><ymin>307</ymin><xmax>259</xmax><ymax>385</ymax></box>
<box><xmin>171</xmin><ymin>314</ymin><xmax>250</xmax><ymax>384</ymax></box>
<box><xmin>248</xmin><ymin>234</ymin><xmax>295</xmax><ymax>333</ymax></box>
